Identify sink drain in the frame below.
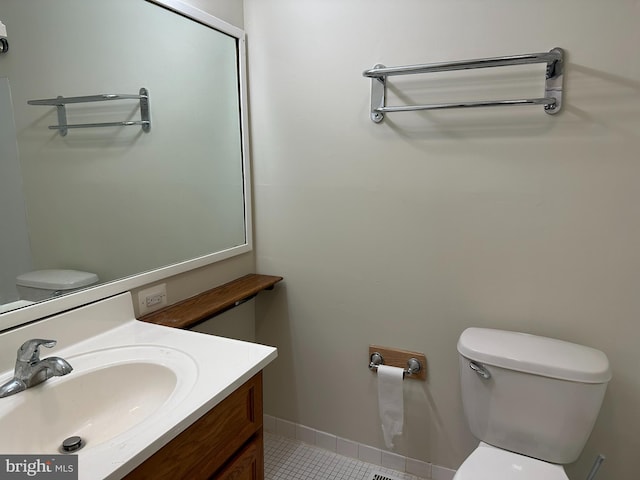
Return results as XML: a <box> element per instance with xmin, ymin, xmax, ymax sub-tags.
<box><xmin>60</xmin><ymin>436</ymin><xmax>84</xmax><ymax>454</ymax></box>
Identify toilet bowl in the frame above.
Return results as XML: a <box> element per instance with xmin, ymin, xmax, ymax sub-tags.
<box><xmin>16</xmin><ymin>269</ymin><xmax>99</xmax><ymax>302</ymax></box>
<box><xmin>454</xmin><ymin>328</ymin><xmax>611</xmax><ymax>480</ymax></box>
<box><xmin>453</xmin><ymin>443</ymin><xmax>568</xmax><ymax>480</ymax></box>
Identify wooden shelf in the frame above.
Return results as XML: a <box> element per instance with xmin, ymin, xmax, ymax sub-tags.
<box><xmin>139</xmin><ymin>273</ymin><xmax>283</xmax><ymax>329</ymax></box>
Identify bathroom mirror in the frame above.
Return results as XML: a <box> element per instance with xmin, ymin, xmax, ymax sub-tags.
<box><xmin>0</xmin><ymin>0</ymin><xmax>251</xmax><ymax>331</ymax></box>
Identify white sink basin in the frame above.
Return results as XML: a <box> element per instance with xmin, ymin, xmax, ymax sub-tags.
<box><xmin>0</xmin><ymin>345</ymin><xmax>197</xmax><ymax>454</ymax></box>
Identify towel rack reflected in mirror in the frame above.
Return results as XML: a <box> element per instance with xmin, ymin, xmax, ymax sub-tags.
<box><xmin>363</xmin><ymin>48</ymin><xmax>564</xmax><ymax>123</ymax></box>
<box><xmin>27</xmin><ymin>87</ymin><xmax>151</xmax><ymax>136</ymax></box>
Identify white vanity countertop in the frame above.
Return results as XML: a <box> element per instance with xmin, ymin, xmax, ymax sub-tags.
<box><xmin>0</xmin><ymin>292</ymin><xmax>278</xmax><ymax>480</ymax></box>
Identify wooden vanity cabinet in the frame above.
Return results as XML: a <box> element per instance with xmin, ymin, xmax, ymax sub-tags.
<box><xmin>124</xmin><ymin>372</ymin><xmax>263</xmax><ymax>480</ymax></box>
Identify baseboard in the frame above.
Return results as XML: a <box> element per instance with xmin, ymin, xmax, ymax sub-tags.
<box><xmin>264</xmin><ymin>415</ymin><xmax>456</xmax><ymax>480</ymax></box>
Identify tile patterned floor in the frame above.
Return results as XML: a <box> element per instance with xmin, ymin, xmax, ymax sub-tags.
<box><xmin>264</xmin><ymin>432</ymin><xmax>425</xmax><ymax>480</ymax></box>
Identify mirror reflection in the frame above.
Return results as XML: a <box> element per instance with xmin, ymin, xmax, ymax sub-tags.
<box><xmin>0</xmin><ymin>1</ymin><xmax>248</xmax><ymax>319</ymax></box>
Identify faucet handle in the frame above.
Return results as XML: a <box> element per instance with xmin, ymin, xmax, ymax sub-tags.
<box><xmin>17</xmin><ymin>339</ymin><xmax>57</xmax><ymax>363</ymax></box>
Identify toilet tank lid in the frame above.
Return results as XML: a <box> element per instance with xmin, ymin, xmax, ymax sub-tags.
<box><xmin>16</xmin><ymin>270</ymin><xmax>99</xmax><ymax>290</ymax></box>
<box><xmin>457</xmin><ymin>328</ymin><xmax>611</xmax><ymax>384</ymax></box>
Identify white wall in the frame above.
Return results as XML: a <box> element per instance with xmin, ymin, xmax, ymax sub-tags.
<box><xmin>184</xmin><ymin>0</ymin><xmax>244</xmax><ymax>29</ymax></box>
<box><xmin>247</xmin><ymin>1</ymin><xmax>640</xmax><ymax>478</ymax></box>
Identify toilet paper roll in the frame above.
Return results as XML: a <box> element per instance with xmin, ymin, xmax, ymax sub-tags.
<box><xmin>377</xmin><ymin>365</ymin><xmax>404</xmax><ymax>449</ymax></box>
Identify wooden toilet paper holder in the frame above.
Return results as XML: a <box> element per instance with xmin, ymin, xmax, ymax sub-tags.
<box><xmin>368</xmin><ymin>345</ymin><xmax>427</xmax><ymax>381</ymax></box>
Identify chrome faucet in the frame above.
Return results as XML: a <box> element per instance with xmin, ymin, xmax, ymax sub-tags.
<box><xmin>0</xmin><ymin>339</ymin><xmax>73</xmax><ymax>398</ymax></box>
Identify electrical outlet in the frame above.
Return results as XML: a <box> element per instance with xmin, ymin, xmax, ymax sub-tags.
<box><xmin>138</xmin><ymin>283</ymin><xmax>167</xmax><ymax>315</ymax></box>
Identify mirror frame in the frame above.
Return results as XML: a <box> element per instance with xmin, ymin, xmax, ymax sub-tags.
<box><xmin>0</xmin><ymin>0</ymin><xmax>252</xmax><ymax>332</ymax></box>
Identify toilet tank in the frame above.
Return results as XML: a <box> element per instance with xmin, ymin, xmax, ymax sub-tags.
<box><xmin>457</xmin><ymin>328</ymin><xmax>611</xmax><ymax>464</ymax></box>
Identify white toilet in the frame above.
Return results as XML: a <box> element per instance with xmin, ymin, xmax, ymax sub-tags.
<box><xmin>16</xmin><ymin>269</ymin><xmax>99</xmax><ymax>302</ymax></box>
<box><xmin>454</xmin><ymin>327</ymin><xmax>611</xmax><ymax>480</ymax></box>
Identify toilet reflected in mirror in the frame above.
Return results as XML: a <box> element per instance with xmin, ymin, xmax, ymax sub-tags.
<box><xmin>15</xmin><ymin>270</ymin><xmax>99</xmax><ymax>302</ymax></box>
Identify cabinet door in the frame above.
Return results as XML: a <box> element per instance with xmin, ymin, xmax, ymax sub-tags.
<box><xmin>125</xmin><ymin>373</ymin><xmax>262</xmax><ymax>480</ymax></box>
<box><xmin>213</xmin><ymin>430</ymin><xmax>263</xmax><ymax>480</ymax></box>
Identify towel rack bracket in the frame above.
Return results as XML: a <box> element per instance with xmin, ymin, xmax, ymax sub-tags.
<box><xmin>54</xmin><ymin>98</ymin><xmax>68</xmax><ymax>137</ymax></box>
<box><xmin>370</xmin><ymin>64</ymin><xmax>386</xmax><ymax>123</ymax></box>
<box><xmin>542</xmin><ymin>47</ymin><xmax>564</xmax><ymax>115</ymax></box>
<box><xmin>139</xmin><ymin>87</ymin><xmax>151</xmax><ymax>132</ymax></box>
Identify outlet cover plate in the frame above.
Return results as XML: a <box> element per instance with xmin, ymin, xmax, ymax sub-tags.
<box><xmin>138</xmin><ymin>283</ymin><xmax>167</xmax><ymax>315</ymax></box>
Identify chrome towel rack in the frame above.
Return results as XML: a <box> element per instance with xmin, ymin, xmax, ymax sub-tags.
<box><xmin>27</xmin><ymin>87</ymin><xmax>151</xmax><ymax>136</ymax></box>
<box><xmin>363</xmin><ymin>48</ymin><xmax>564</xmax><ymax>123</ymax></box>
